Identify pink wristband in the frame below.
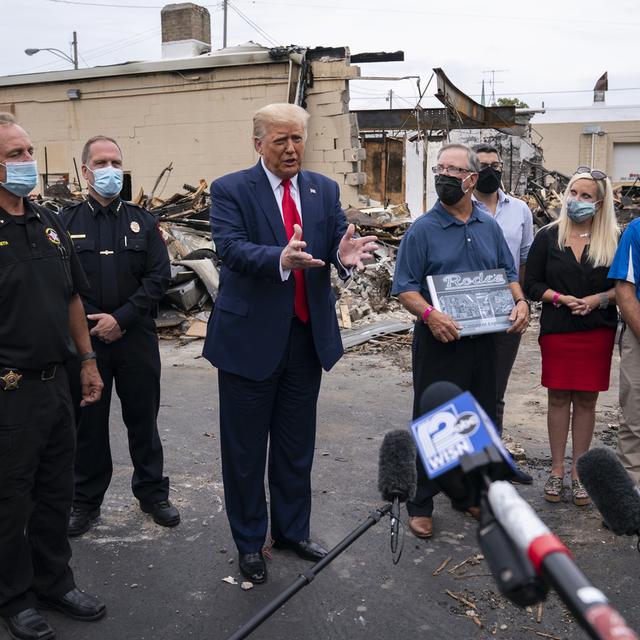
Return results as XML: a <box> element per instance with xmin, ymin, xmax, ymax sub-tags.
<box><xmin>552</xmin><ymin>292</ymin><xmax>560</xmax><ymax>307</ymax></box>
<box><xmin>422</xmin><ymin>306</ymin><xmax>434</xmax><ymax>322</ymax></box>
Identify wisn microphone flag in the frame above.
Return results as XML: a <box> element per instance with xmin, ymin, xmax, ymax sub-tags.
<box><xmin>410</xmin><ymin>391</ymin><xmax>517</xmax><ymax>480</ymax></box>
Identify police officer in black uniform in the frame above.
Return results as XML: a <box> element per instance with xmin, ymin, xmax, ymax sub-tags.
<box><xmin>0</xmin><ymin>114</ymin><xmax>106</xmax><ymax>640</ymax></box>
<box><xmin>61</xmin><ymin>135</ymin><xmax>178</xmax><ymax>536</ymax></box>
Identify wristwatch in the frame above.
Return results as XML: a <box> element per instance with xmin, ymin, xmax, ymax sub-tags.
<box><xmin>598</xmin><ymin>293</ymin><xmax>609</xmax><ymax>309</ymax></box>
<box><xmin>514</xmin><ymin>298</ymin><xmax>531</xmax><ymax>313</ymax></box>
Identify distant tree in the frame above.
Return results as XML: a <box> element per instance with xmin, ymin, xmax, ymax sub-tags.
<box><xmin>496</xmin><ymin>97</ymin><xmax>529</xmax><ymax>108</ymax></box>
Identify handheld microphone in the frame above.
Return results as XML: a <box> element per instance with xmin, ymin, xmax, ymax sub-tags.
<box><xmin>577</xmin><ymin>448</ymin><xmax>640</xmax><ymax>537</ymax></box>
<box><xmin>378</xmin><ymin>430</ymin><xmax>417</xmax><ymax>554</ymax></box>
<box><xmin>413</xmin><ymin>382</ymin><xmax>515</xmax><ymax>510</ymax></box>
<box><xmin>489</xmin><ymin>481</ymin><xmax>639</xmax><ymax>640</ymax></box>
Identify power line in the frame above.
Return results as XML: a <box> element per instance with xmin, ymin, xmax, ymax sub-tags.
<box><xmin>226</xmin><ymin>0</ymin><xmax>280</xmax><ymax>47</ymax></box>
<box><xmin>48</xmin><ymin>0</ymin><xmax>223</xmax><ymax>8</ymax></box>
<box><xmin>348</xmin><ymin>87</ymin><xmax>640</xmax><ymax>101</ymax></box>
<box><xmin>81</xmin><ymin>27</ymin><xmax>160</xmax><ymax>57</ymax></box>
<box><xmin>49</xmin><ymin>0</ymin><xmax>168</xmax><ymax>7</ymax></box>
<box><xmin>235</xmin><ymin>0</ymin><xmax>640</xmax><ymax>28</ymax></box>
<box><xmin>83</xmin><ymin>30</ymin><xmax>161</xmax><ymax>60</ymax></box>
<box><xmin>15</xmin><ymin>27</ymin><xmax>163</xmax><ymax>74</ymax></box>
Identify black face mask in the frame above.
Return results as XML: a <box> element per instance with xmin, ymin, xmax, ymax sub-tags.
<box><xmin>435</xmin><ymin>174</ymin><xmax>468</xmax><ymax>205</ymax></box>
<box><xmin>475</xmin><ymin>167</ymin><xmax>502</xmax><ymax>194</ymax></box>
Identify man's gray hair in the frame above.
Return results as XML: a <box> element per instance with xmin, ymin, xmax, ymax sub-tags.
<box><xmin>437</xmin><ymin>143</ymin><xmax>481</xmax><ymax>172</ymax></box>
<box><xmin>0</xmin><ymin>112</ymin><xmax>16</xmax><ymax>126</ymax></box>
<box><xmin>253</xmin><ymin>103</ymin><xmax>310</xmax><ymax>140</ymax></box>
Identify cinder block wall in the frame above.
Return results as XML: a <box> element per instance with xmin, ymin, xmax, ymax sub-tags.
<box><xmin>0</xmin><ymin>54</ymin><xmax>364</xmax><ymax>207</ymax></box>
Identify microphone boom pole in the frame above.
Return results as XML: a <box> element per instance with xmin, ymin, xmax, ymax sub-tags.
<box><xmin>225</xmin><ymin>503</ymin><xmax>392</xmax><ymax>640</ymax></box>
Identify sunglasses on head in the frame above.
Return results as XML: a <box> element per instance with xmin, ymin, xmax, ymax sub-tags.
<box><xmin>575</xmin><ymin>166</ymin><xmax>607</xmax><ymax>180</ymax></box>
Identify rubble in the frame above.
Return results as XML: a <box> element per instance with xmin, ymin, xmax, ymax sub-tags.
<box><xmin>520</xmin><ymin>163</ymin><xmax>640</xmax><ymax>229</ymax></box>
<box><xmin>344</xmin><ymin>202</ymin><xmax>412</xmax><ymax>246</ymax></box>
<box><xmin>40</xmin><ymin>180</ymin><xmax>415</xmax><ymax>344</ymax></box>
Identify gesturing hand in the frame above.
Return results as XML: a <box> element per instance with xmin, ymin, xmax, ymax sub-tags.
<box><xmin>281</xmin><ymin>224</ymin><xmax>325</xmax><ymax>271</ymax></box>
<box><xmin>337</xmin><ymin>224</ymin><xmax>378</xmax><ymax>271</ymax></box>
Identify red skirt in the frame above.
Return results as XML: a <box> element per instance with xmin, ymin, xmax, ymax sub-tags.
<box><xmin>539</xmin><ymin>328</ymin><xmax>615</xmax><ymax>391</ymax></box>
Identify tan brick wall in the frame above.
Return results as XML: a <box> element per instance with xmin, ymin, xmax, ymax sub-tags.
<box><xmin>0</xmin><ymin>55</ymin><xmax>364</xmax><ymax>207</ymax></box>
<box><xmin>535</xmin><ymin>120</ymin><xmax>640</xmax><ymax>177</ymax></box>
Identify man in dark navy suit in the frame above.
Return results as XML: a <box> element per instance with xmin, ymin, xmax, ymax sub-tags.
<box><xmin>203</xmin><ymin>103</ymin><xmax>376</xmax><ymax>584</ymax></box>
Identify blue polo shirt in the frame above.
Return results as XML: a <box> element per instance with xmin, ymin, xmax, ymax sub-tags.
<box><xmin>392</xmin><ymin>201</ymin><xmax>518</xmax><ymax>302</ymax></box>
<box><xmin>608</xmin><ymin>218</ymin><xmax>640</xmax><ymax>301</ymax></box>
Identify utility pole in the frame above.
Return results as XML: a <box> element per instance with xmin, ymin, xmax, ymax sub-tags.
<box><xmin>223</xmin><ymin>0</ymin><xmax>228</xmax><ymax>47</ymax></box>
<box><xmin>72</xmin><ymin>31</ymin><xmax>78</xmax><ymax>70</ymax></box>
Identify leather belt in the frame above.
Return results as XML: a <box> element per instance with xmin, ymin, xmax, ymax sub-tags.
<box><xmin>0</xmin><ymin>365</ymin><xmax>58</xmax><ymax>391</ymax></box>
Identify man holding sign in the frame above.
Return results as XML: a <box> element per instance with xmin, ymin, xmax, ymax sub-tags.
<box><xmin>392</xmin><ymin>143</ymin><xmax>529</xmax><ymax>538</ymax></box>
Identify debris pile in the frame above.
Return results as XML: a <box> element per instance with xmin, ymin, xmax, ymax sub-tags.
<box><xmin>613</xmin><ymin>180</ymin><xmax>640</xmax><ymax>225</ymax></box>
<box><xmin>522</xmin><ymin>165</ymin><xmax>640</xmax><ymax>229</ymax></box>
<box><xmin>140</xmin><ymin>178</ymin><xmax>211</xmax><ymax>231</ymax></box>
<box><xmin>344</xmin><ymin>203</ymin><xmax>412</xmax><ymax>246</ymax></box>
<box><xmin>39</xmin><ymin>180</ymin><xmax>416</xmax><ymax>345</ymax></box>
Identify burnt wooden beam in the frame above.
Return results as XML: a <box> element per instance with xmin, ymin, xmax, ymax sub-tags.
<box><xmin>350</xmin><ymin>51</ymin><xmax>405</xmax><ymax>63</ymax></box>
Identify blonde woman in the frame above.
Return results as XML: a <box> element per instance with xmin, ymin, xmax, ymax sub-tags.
<box><xmin>524</xmin><ymin>168</ymin><xmax>619</xmax><ymax>505</ymax></box>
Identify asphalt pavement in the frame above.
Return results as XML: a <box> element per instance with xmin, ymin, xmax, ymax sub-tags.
<box><xmin>4</xmin><ymin>338</ymin><xmax>639</xmax><ymax>640</ymax></box>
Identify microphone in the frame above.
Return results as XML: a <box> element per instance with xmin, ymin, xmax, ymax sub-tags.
<box><xmin>577</xmin><ymin>448</ymin><xmax>640</xmax><ymax>536</ymax></box>
<box><xmin>413</xmin><ymin>382</ymin><xmax>515</xmax><ymax>511</ymax></box>
<box><xmin>489</xmin><ymin>481</ymin><xmax>639</xmax><ymax>640</ymax></box>
<box><xmin>377</xmin><ymin>430</ymin><xmax>417</xmax><ymax>553</ymax></box>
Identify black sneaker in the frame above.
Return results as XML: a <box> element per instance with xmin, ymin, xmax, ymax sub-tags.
<box><xmin>68</xmin><ymin>507</ymin><xmax>100</xmax><ymax>537</ymax></box>
<box><xmin>139</xmin><ymin>500</ymin><xmax>180</xmax><ymax>527</ymax></box>
<box><xmin>510</xmin><ymin>465</ymin><xmax>534</xmax><ymax>485</ymax></box>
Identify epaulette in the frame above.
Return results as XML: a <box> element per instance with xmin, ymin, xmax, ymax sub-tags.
<box><xmin>59</xmin><ymin>200</ymin><xmax>85</xmax><ymax>215</ymax></box>
<box><xmin>125</xmin><ymin>201</ymin><xmax>150</xmax><ymax>213</ymax></box>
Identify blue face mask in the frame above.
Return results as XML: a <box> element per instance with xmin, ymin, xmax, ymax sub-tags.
<box><xmin>566</xmin><ymin>198</ymin><xmax>598</xmax><ymax>223</ymax></box>
<box><xmin>0</xmin><ymin>160</ymin><xmax>38</xmax><ymax>197</ymax></box>
<box><xmin>88</xmin><ymin>165</ymin><xmax>123</xmax><ymax>198</ymax></box>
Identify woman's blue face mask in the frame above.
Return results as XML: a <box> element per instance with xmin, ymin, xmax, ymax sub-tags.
<box><xmin>566</xmin><ymin>198</ymin><xmax>599</xmax><ymax>223</ymax></box>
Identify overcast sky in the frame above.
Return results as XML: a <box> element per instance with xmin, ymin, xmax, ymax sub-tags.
<box><xmin>2</xmin><ymin>0</ymin><xmax>639</xmax><ymax>114</ymax></box>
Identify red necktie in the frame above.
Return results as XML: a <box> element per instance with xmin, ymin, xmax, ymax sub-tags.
<box><xmin>281</xmin><ymin>179</ymin><xmax>309</xmax><ymax>323</ymax></box>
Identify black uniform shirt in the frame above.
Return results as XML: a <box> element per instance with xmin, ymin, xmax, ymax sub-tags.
<box><xmin>60</xmin><ymin>197</ymin><xmax>170</xmax><ymax>329</ymax></box>
<box><xmin>0</xmin><ymin>199</ymin><xmax>88</xmax><ymax>368</ymax></box>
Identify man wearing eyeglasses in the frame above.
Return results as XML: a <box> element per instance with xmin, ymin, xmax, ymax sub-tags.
<box><xmin>472</xmin><ymin>144</ymin><xmax>534</xmax><ymax>484</ymax></box>
<box><xmin>392</xmin><ymin>143</ymin><xmax>529</xmax><ymax>539</ymax></box>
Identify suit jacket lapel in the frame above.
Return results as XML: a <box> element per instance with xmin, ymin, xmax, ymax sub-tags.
<box><xmin>298</xmin><ymin>171</ymin><xmax>321</xmax><ymax>254</ymax></box>
<box><xmin>249</xmin><ymin>162</ymin><xmax>288</xmax><ymax>246</ymax></box>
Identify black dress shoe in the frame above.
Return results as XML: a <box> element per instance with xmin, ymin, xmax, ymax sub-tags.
<box><xmin>139</xmin><ymin>500</ymin><xmax>180</xmax><ymax>527</ymax></box>
<box><xmin>1</xmin><ymin>608</ymin><xmax>54</xmax><ymax>640</ymax></box>
<box><xmin>273</xmin><ymin>538</ymin><xmax>328</xmax><ymax>561</ymax></box>
<box><xmin>38</xmin><ymin>588</ymin><xmax>106</xmax><ymax>622</ymax></box>
<box><xmin>67</xmin><ymin>508</ymin><xmax>100</xmax><ymax>537</ymax></box>
<box><xmin>239</xmin><ymin>552</ymin><xmax>267</xmax><ymax>584</ymax></box>
<box><xmin>510</xmin><ymin>465</ymin><xmax>534</xmax><ymax>485</ymax></box>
